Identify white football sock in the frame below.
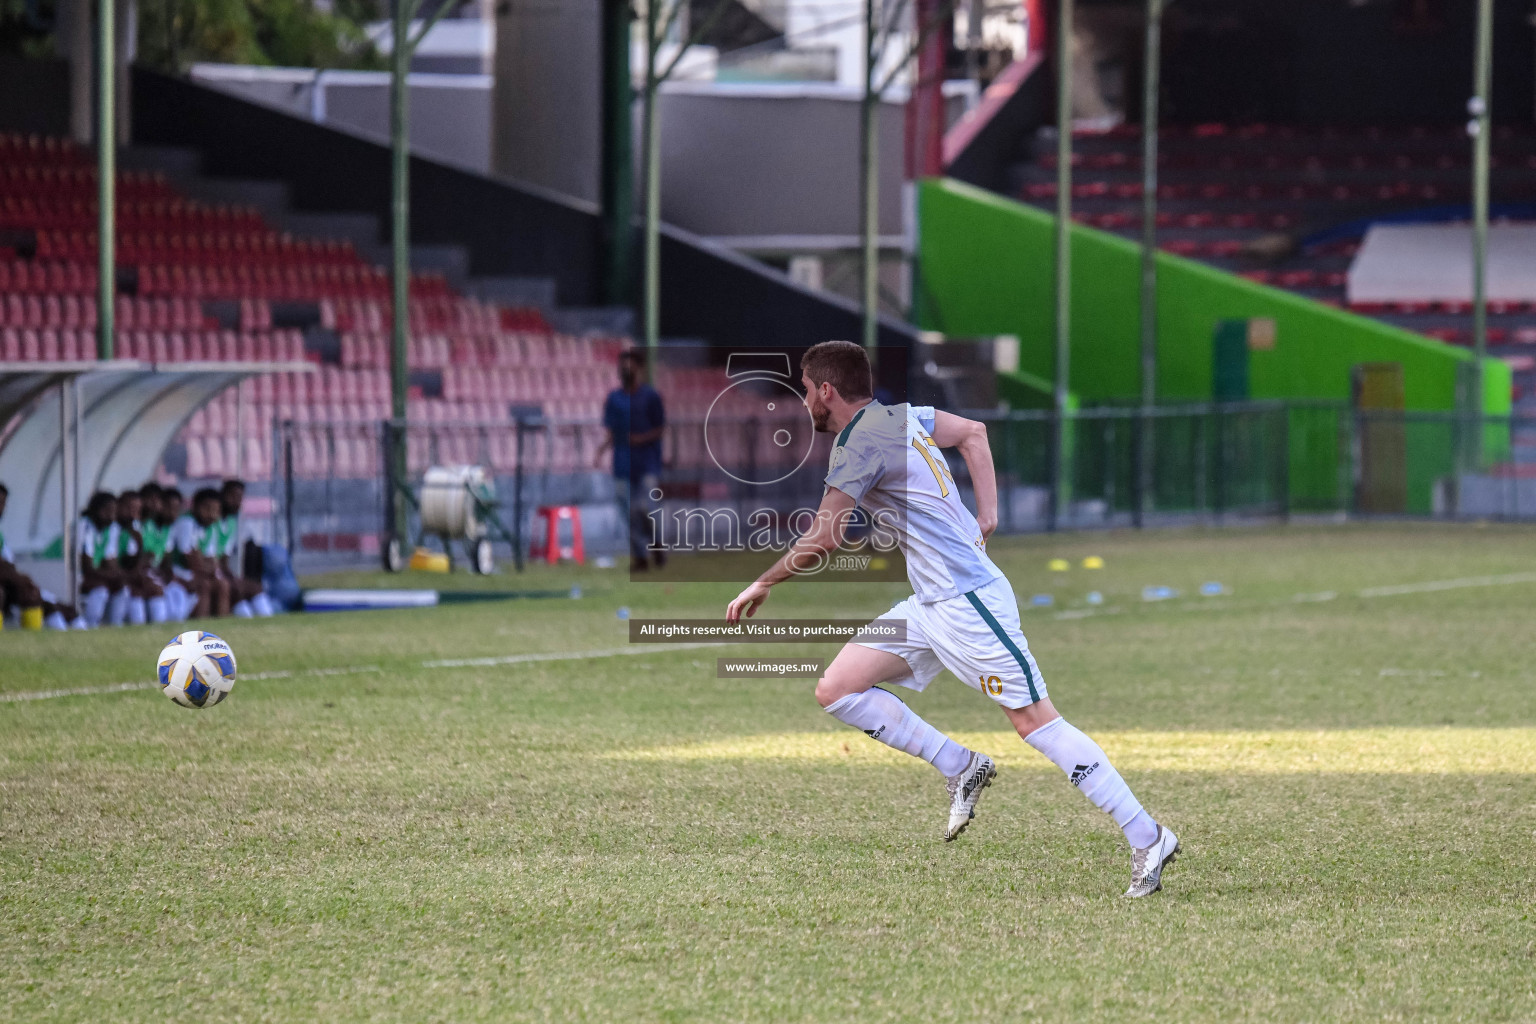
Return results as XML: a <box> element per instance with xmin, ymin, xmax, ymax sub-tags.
<box><xmin>930</xmin><ymin>738</ymin><xmax>972</xmax><ymax>777</ymax></box>
<box><xmin>127</xmin><ymin>596</ymin><xmax>147</xmax><ymax>625</ymax></box>
<box><xmin>232</xmin><ymin>599</ymin><xmax>254</xmax><ymax>618</ymax></box>
<box><xmin>106</xmin><ymin>588</ymin><xmax>130</xmax><ymax>626</ymax></box>
<box><xmin>1025</xmin><ymin>716</ymin><xmax>1157</xmax><ymax>848</ymax></box>
<box><xmin>1122</xmin><ymin>809</ymin><xmax>1159</xmax><ymax>849</ymax></box>
<box><xmin>251</xmin><ymin>593</ymin><xmax>275</xmax><ymax>617</ymax></box>
<box><xmin>825</xmin><ymin>687</ymin><xmax>973</xmax><ymax>776</ymax></box>
<box><xmin>148</xmin><ymin>596</ymin><xmax>169</xmax><ymax>624</ymax></box>
<box><xmin>166</xmin><ymin>583</ymin><xmax>190</xmax><ymax>621</ymax></box>
<box><xmin>44</xmin><ymin>611</ymin><xmax>68</xmax><ymax>631</ymax></box>
<box><xmin>83</xmin><ymin>586</ymin><xmax>109</xmax><ymax>626</ymax></box>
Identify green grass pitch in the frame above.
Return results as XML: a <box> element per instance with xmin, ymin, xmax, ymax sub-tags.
<box><xmin>3</xmin><ymin>524</ymin><xmax>1535</xmax><ymax>1022</ymax></box>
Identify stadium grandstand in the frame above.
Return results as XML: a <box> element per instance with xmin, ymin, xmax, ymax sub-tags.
<box><xmin>3</xmin><ymin>0</ymin><xmax>1535</xmax><ymax>609</ymax></box>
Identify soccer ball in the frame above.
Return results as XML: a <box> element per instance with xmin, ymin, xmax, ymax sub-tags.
<box><xmin>156</xmin><ymin>631</ymin><xmax>237</xmax><ymax>709</ymax></box>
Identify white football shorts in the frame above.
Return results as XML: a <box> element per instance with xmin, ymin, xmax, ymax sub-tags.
<box><xmin>854</xmin><ymin>575</ymin><xmax>1046</xmax><ymax>709</ymax></box>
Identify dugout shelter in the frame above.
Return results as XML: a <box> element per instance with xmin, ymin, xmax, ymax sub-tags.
<box><xmin>0</xmin><ymin>359</ymin><xmax>311</xmax><ymax>601</ymax></box>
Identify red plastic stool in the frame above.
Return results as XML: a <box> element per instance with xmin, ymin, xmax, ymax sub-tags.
<box><xmin>533</xmin><ymin>505</ymin><xmax>584</xmax><ymax>564</ymax></box>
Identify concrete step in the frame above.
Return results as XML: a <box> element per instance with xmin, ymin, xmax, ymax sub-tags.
<box><xmin>545</xmin><ymin>306</ymin><xmax>635</xmax><ymax>336</ymax></box>
<box><xmin>120</xmin><ymin>145</ymin><xmax>203</xmax><ymax>179</ymax></box>
<box><xmin>178</xmin><ymin>177</ymin><xmax>294</xmax><ymax>223</ymax></box>
<box><xmin>278</xmin><ymin>210</ymin><xmax>382</xmax><ymax>251</ymax></box>
<box><xmin>463</xmin><ymin>275</ymin><xmax>558</xmax><ymax>310</ymax></box>
<box><xmin>404</xmin><ymin>244</ymin><xmax>471</xmax><ymax>289</ymax></box>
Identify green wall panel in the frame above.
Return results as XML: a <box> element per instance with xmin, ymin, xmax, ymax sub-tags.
<box><xmin>914</xmin><ymin>178</ymin><xmax>1511</xmax><ymax>414</ymax></box>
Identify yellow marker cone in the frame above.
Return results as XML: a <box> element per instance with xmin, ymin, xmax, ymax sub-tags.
<box><xmin>1048</xmin><ymin>558</ymin><xmax>1071</xmax><ymax>572</ymax></box>
<box><xmin>1082</xmin><ymin>556</ymin><xmax>1104</xmax><ymax>570</ymax></box>
<box><xmin>20</xmin><ymin>607</ymin><xmax>43</xmax><ymax>630</ymax></box>
<box><xmin>409</xmin><ymin>548</ymin><xmax>451</xmax><ymax>573</ymax></box>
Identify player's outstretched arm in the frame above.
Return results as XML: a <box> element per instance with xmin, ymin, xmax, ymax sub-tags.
<box><xmin>725</xmin><ymin>486</ymin><xmax>857</xmax><ymax>622</ymax></box>
<box><xmin>931</xmin><ymin>410</ymin><xmax>998</xmax><ymax>540</ymax></box>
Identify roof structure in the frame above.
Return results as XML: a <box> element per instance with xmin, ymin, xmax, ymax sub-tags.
<box><xmin>0</xmin><ymin>360</ymin><xmax>311</xmax><ymax>552</ymax></box>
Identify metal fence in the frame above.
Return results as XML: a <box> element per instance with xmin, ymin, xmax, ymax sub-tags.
<box><xmin>272</xmin><ymin>417</ymin><xmax>612</xmax><ymax>569</ymax></box>
<box><xmin>971</xmin><ymin>402</ymin><xmax>1534</xmax><ymax>528</ymax></box>
<box><xmin>979</xmin><ymin>403</ymin><xmax>1298</xmax><ymax>528</ymax></box>
<box><xmin>270</xmin><ymin>403</ymin><xmax>1536</xmax><ymax>571</ymax></box>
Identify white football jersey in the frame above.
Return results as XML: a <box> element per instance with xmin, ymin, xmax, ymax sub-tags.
<box><xmin>168</xmin><ymin>514</ymin><xmax>220</xmax><ymax>559</ymax></box>
<box><xmin>77</xmin><ymin>518</ymin><xmax>120</xmax><ymax>568</ymax></box>
<box><xmin>824</xmin><ymin>401</ymin><xmax>1002</xmax><ymax>603</ymax></box>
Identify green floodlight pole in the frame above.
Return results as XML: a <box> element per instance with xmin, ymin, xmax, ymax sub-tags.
<box><xmin>640</xmin><ymin>0</ymin><xmax>737</xmax><ymax>360</ymax></box>
<box><xmin>641</xmin><ymin>0</ymin><xmax>663</xmax><ymax>356</ymax></box>
<box><xmin>859</xmin><ymin>0</ymin><xmax>956</xmax><ymax>356</ymax></box>
<box><xmin>389</xmin><ymin>0</ymin><xmax>453</xmax><ymax>549</ymax></box>
<box><xmin>1050</xmin><ymin>0</ymin><xmax>1073</xmax><ymax>531</ymax></box>
<box><xmin>1469</xmin><ymin>0</ymin><xmax>1492</xmax><ymax>462</ymax></box>
<box><xmin>859</xmin><ymin>0</ymin><xmax>880</xmax><ymax>353</ymax></box>
<box><xmin>600</xmin><ymin>0</ymin><xmax>635</xmax><ymax>307</ymax></box>
<box><xmin>1134</xmin><ymin>0</ymin><xmax>1161</xmax><ymax>527</ymax></box>
<box><xmin>96</xmin><ymin>0</ymin><xmax>114</xmax><ymax>360</ymax></box>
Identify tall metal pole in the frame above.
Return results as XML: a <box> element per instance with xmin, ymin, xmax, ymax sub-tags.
<box><xmin>74</xmin><ymin>375</ymin><xmax>81</xmax><ymax>531</ymax></box>
<box><xmin>60</xmin><ymin>380</ymin><xmax>77</xmax><ymax>608</ymax></box>
<box><xmin>642</xmin><ymin>2</ymin><xmax>662</xmax><ymax>354</ymax></box>
<box><xmin>638</xmin><ymin>0</ymin><xmax>736</xmax><ymax>357</ymax></box>
<box><xmin>964</xmin><ymin>0</ymin><xmax>983</xmax><ymax>107</ymax></box>
<box><xmin>1050</xmin><ymin>0</ymin><xmax>1073</xmax><ymax>529</ymax></box>
<box><xmin>600</xmin><ymin>0</ymin><xmax>636</xmax><ymax>307</ymax></box>
<box><xmin>859</xmin><ymin>0</ymin><xmax>880</xmax><ymax>352</ymax></box>
<box><xmin>235</xmin><ymin>382</ymin><xmax>246</xmax><ymax>480</ymax></box>
<box><xmin>1135</xmin><ymin>0</ymin><xmax>1160</xmax><ymax>526</ymax></box>
<box><xmin>96</xmin><ymin>0</ymin><xmax>114</xmax><ymax>360</ymax></box>
<box><xmin>389</xmin><ymin>0</ymin><xmax>413</xmax><ymax>544</ymax></box>
<box><xmin>1470</xmin><ymin>0</ymin><xmax>1493</xmax><ymax>444</ymax></box>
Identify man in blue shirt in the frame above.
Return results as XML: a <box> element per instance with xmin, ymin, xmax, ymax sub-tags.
<box><xmin>596</xmin><ymin>350</ymin><xmax>666</xmax><ymax>571</ymax></box>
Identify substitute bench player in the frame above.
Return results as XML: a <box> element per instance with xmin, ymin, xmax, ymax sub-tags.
<box><xmin>725</xmin><ymin>340</ymin><xmax>1179</xmax><ymax>897</ymax></box>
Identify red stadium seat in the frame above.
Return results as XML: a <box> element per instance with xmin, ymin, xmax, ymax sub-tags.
<box><xmin>184</xmin><ymin>437</ymin><xmax>208</xmax><ymax>478</ymax></box>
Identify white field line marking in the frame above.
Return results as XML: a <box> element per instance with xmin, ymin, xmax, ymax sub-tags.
<box><xmin>0</xmin><ymin>665</ymin><xmax>384</xmax><ymax>704</ymax></box>
<box><xmin>422</xmin><ymin>642</ymin><xmax>720</xmax><ymax>669</ymax></box>
<box><xmin>0</xmin><ymin>681</ymin><xmax>156</xmax><ymax>703</ymax></box>
<box><xmin>1357</xmin><ymin>572</ymin><xmax>1536</xmax><ymax>598</ymax></box>
<box><xmin>246</xmin><ymin>666</ymin><xmax>386</xmax><ymax>680</ymax></box>
<box><xmin>2</xmin><ymin>644</ymin><xmax>727</xmax><ymax>703</ymax></box>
